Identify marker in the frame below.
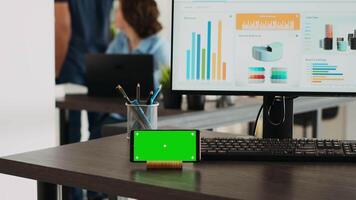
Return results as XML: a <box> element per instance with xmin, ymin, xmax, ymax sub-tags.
<box><xmin>136</xmin><ymin>83</ymin><xmax>140</xmax><ymax>104</ymax></box>
<box><xmin>115</xmin><ymin>85</ymin><xmax>131</xmax><ymax>103</ymax></box>
<box><xmin>150</xmin><ymin>85</ymin><xmax>162</xmax><ymax>104</ymax></box>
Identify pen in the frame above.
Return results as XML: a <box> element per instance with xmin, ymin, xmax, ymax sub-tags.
<box><xmin>132</xmin><ymin>92</ymin><xmax>153</xmax><ymax>129</ymax></box>
<box><xmin>136</xmin><ymin>83</ymin><xmax>140</xmax><ymax>104</ymax></box>
<box><xmin>146</xmin><ymin>91</ymin><xmax>154</xmax><ymax>105</ymax></box>
<box><xmin>150</xmin><ymin>84</ymin><xmax>162</xmax><ymax>104</ymax></box>
<box><xmin>131</xmin><ymin>99</ymin><xmax>153</xmax><ymax>129</ymax></box>
<box><xmin>116</xmin><ymin>85</ymin><xmax>151</xmax><ymax>128</ymax></box>
<box><xmin>116</xmin><ymin>85</ymin><xmax>131</xmax><ymax>103</ymax></box>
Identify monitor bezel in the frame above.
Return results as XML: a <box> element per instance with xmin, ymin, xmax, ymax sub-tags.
<box><xmin>170</xmin><ymin>0</ymin><xmax>356</xmax><ymax>97</ymax></box>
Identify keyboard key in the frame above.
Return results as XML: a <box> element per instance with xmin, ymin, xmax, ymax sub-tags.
<box><xmin>305</xmin><ymin>152</ymin><xmax>316</xmax><ymax>156</ymax></box>
<box><xmin>345</xmin><ymin>152</ymin><xmax>356</xmax><ymax>156</ymax></box>
<box><xmin>318</xmin><ymin>151</ymin><xmax>327</xmax><ymax>156</ymax></box>
<box><xmin>295</xmin><ymin>152</ymin><xmax>304</xmax><ymax>156</ymax></box>
<box><xmin>334</xmin><ymin>151</ymin><xmax>344</xmax><ymax>156</ymax></box>
<box><xmin>327</xmin><ymin>151</ymin><xmax>335</xmax><ymax>156</ymax></box>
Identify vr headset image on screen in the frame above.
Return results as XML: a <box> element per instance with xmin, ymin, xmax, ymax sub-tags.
<box><xmin>320</xmin><ymin>24</ymin><xmax>356</xmax><ymax>51</ymax></box>
<box><xmin>171</xmin><ymin>0</ymin><xmax>356</xmax><ymax>94</ymax></box>
<box><xmin>252</xmin><ymin>42</ymin><xmax>283</xmax><ymax>62</ymax></box>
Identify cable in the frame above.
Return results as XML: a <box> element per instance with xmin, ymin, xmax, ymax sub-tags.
<box><xmin>267</xmin><ymin>96</ymin><xmax>286</xmax><ymax>126</ymax></box>
<box><xmin>252</xmin><ymin>104</ymin><xmax>264</xmax><ymax>137</ymax></box>
<box><xmin>252</xmin><ymin>96</ymin><xmax>299</xmax><ymax>137</ymax></box>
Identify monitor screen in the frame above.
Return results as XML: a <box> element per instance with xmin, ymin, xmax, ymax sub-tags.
<box><xmin>171</xmin><ymin>0</ymin><xmax>356</xmax><ymax>95</ymax></box>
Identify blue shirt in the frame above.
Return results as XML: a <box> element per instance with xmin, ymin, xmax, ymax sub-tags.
<box><xmin>57</xmin><ymin>0</ymin><xmax>113</xmax><ymax>85</ymax></box>
<box><xmin>106</xmin><ymin>32</ymin><xmax>170</xmax><ymax>88</ymax></box>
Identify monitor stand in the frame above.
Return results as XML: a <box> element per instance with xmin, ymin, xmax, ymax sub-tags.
<box><xmin>262</xmin><ymin>96</ymin><xmax>294</xmax><ymax>139</ymax></box>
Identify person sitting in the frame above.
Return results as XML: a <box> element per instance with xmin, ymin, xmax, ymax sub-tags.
<box><xmin>107</xmin><ymin>0</ymin><xmax>170</xmax><ymax>88</ymax></box>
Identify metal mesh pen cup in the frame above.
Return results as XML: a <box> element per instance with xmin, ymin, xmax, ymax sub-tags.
<box><xmin>126</xmin><ymin>103</ymin><xmax>159</xmax><ymax>139</ymax></box>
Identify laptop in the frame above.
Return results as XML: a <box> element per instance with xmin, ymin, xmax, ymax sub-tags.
<box><xmin>86</xmin><ymin>54</ymin><xmax>154</xmax><ymax>98</ymax></box>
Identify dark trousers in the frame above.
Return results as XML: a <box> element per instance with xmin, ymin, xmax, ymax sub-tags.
<box><xmin>64</xmin><ymin>111</ymin><xmax>125</xmax><ymax>200</ymax></box>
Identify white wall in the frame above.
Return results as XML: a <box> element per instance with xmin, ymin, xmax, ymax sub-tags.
<box><xmin>157</xmin><ymin>0</ymin><xmax>172</xmax><ymax>42</ymax></box>
<box><xmin>345</xmin><ymin>102</ymin><xmax>356</xmax><ymax>140</ymax></box>
<box><xmin>0</xmin><ymin>0</ymin><xmax>56</xmax><ymax>199</ymax></box>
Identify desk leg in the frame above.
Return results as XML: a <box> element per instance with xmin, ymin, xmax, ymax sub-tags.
<box><xmin>316</xmin><ymin>109</ymin><xmax>322</xmax><ymax>138</ymax></box>
<box><xmin>248</xmin><ymin>122</ymin><xmax>255</xmax><ymax>136</ymax></box>
<box><xmin>59</xmin><ymin>109</ymin><xmax>69</xmax><ymax>199</ymax></box>
<box><xmin>311</xmin><ymin>110</ymin><xmax>319</xmax><ymax>138</ymax></box>
<box><xmin>37</xmin><ymin>182</ymin><xmax>57</xmax><ymax>200</ymax></box>
<box><xmin>60</xmin><ymin>109</ymin><xmax>69</xmax><ymax>145</ymax></box>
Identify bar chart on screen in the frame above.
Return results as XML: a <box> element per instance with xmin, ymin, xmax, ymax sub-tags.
<box><xmin>181</xmin><ymin>13</ymin><xmax>234</xmax><ymax>83</ymax></box>
<box><xmin>308</xmin><ymin>62</ymin><xmax>344</xmax><ymax>84</ymax></box>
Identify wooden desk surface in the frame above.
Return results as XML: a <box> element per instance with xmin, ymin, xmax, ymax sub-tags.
<box><xmin>56</xmin><ymin>95</ymin><xmax>125</xmax><ymax>113</ymax></box>
<box><xmin>1</xmin><ymin>132</ymin><xmax>356</xmax><ymax>200</ymax></box>
<box><xmin>56</xmin><ymin>94</ymin><xmax>185</xmax><ymax>116</ymax></box>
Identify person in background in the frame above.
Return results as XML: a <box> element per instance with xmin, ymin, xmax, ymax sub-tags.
<box><xmin>55</xmin><ymin>0</ymin><xmax>113</xmax><ymax>199</ymax></box>
<box><xmin>107</xmin><ymin>0</ymin><xmax>170</xmax><ymax>88</ymax></box>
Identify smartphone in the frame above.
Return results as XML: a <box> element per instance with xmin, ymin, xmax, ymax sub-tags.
<box><xmin>130</xmin><ymin>130</ymin><xmax>200</xmax><ymax>162</ymax></box>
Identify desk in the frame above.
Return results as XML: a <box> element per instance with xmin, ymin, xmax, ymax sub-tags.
<box><xmin>103</xmin><ymin>97</ymin><xmax>356</xmax><ymax>137</ymax></box>
<box><xmin>56</xmin><ymin>95</ymin><xmax>186</xmax><ymax>115</ymax></box>
<box><xmin>1</xmin><ymin>131</ymin><xmax>356</xmax><ymax>200</ymax></box>
<box><xmin>57</xmin><ymin>95</ymin><xmax>356</xmax><ymax>139</ymax></box>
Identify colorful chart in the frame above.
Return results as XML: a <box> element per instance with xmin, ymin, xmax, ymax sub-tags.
<box><xmin>310</xmin><ymin>63</ymin><xmax>344</xmax><ymax>84</ymax></box>
<box><xmin>271</xmin><ymin>68</ymin><xmax>288</xmax><ymax>84</ymax></box>
<box><xmin>248</xmin><ymin>67</ymin><xmax>265</xmax><ymax>83</ymax></box>
<box><xmin>186</xmin><ymin>20</ymin><xmax>227</xmax><ymax>81</ymax></box>
<box><xmin>236</xmin><ymin>13</ymin><xmax>300</xmax><ymax>31</ymax></box>
<box><xmin>173</xmin><ymin>0</ymin><xmax>356</xmax><ymax>93</ymax></box>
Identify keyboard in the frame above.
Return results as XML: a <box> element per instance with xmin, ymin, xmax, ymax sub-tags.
<box><xmin>201</xmin><ymin>138</ymin><xmax>356</xmax><ymax>162</ymax></box>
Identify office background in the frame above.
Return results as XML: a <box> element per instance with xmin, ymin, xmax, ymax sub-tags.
<box><xmin>0</xmin><ymin>1</ymin><xmax>170</xmax><ymax>199</ymax></box>
<box><xmin>0</xmin><ymin>0</ymin><xmax>55</xmax><ymax>199</ymax></box>
<box><xmin>0</xmin><ymin>0</ymin><xmax>356</xmax><ymax>200</ymax></box>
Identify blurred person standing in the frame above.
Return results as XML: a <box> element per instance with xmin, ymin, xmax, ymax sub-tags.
<box><xmin>55</xmin><ymin>0</ymin><xmax>113</xmax><ymax>199</ymax></box>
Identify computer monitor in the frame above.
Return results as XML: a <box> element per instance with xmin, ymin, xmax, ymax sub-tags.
<box><xmin>171</xmin><ymin>0</ymin><xmax>356</xmax><ymax>138</ymax></box>
<box><xmin>86</xmin><ymin>54</ymin><xmax>154</xmax><ymax>98</ymax></box>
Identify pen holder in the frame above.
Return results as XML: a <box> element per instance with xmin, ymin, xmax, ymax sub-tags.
<box><xmin>126</xmin><ymin>103</ymin><xmax>159</xmax><ymax>139</ymax></box>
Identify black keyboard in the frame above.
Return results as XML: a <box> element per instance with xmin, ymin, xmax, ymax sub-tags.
<box><xmin>201</xmin><ymin>138</ymin><xmax>356</xmax><ymax>162</ymax></box>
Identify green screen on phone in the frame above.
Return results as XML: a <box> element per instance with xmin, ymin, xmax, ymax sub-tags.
<box><xmin>131</xmin><ymin>130</ymin><xmax>199</xmax><ymax>162</ymax></box>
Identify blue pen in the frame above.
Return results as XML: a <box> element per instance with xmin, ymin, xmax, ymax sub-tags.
<box><xmin>146</xmin><ymin>91</ymin><xmax>154</xmax><ymax>105</ymax></box>
<box><xmin>131</xmin><ymin>99</ymin><xmax>153</xmax><ymax>129</ymax></box>
<box><xmin>116</xmin><ymin>85</ymin><xmax>151</xmax><ymax>128</ymax></box>
<box><xmin>150</xmin><ymin>85</ymin><xmax>162</xmax><ymax>104</ymax></box>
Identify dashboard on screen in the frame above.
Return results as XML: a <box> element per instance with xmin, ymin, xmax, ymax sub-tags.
<box><xmin>171</xmin><ymin>0</ymin><xmax>356</xmax><ymax>94</ymax></box>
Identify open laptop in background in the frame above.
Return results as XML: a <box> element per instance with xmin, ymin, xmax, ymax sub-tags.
<box><xmin>86</xmin><ymin>54</ymin><xmax>154</xmax><ymax>98</ymax></box>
